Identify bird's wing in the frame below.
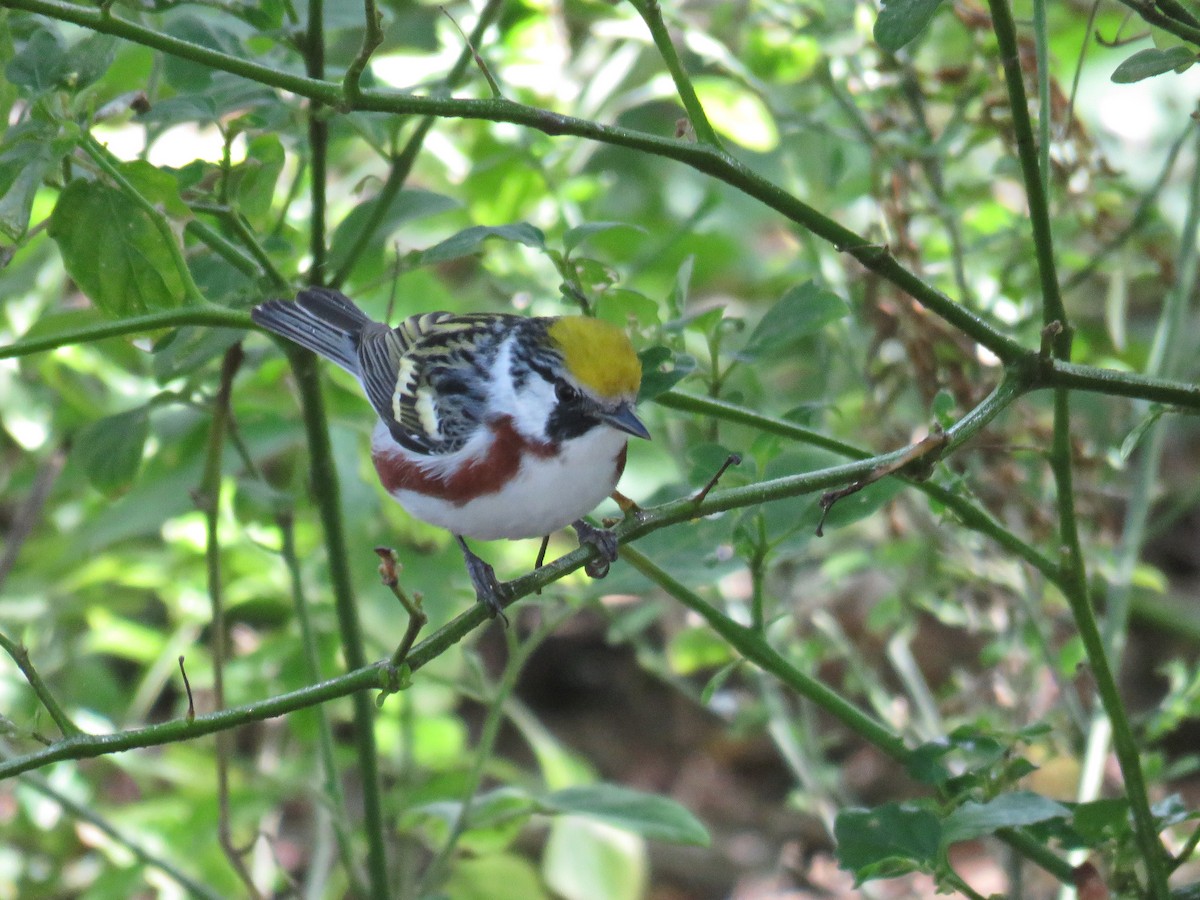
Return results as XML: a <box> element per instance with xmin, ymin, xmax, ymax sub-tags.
<box><xmin>357</xmin><ymin>313</ymin><xmax>514</xmax><ymax>455</ymax></box>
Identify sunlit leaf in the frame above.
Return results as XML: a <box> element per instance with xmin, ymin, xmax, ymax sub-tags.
<box><xmin>543</xmin><ymin>817</ymin><xmax>644</xmax><ymax>900</ymax></box>
<box><xmin>445</xmin><ymin>854</ymin><xmax>549</xmax><ymax>900</ymax></box>
<box><xmin>693</xmin><ymin>78</ymin><xmax>779</xmax><ymax>152</ymax></box>
<box><xmin>48</xmin><ymin>178</ymin><xmax>192</xmax><ymax>315</ymax></box>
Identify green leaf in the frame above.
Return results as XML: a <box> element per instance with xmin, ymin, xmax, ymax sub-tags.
<box><xmin>73</xmin><ymin>408</ymin><xmax>150</xmax><ymax>495</ymax></box>
<box><xmin>0</xmin><ymin>120</ymin><xmax>73</xmax><ymax>240</ymax></box>
<box><xmin>6</xmin><ymin>26</ymin><xmax>69</xmax><ymax>92</ymax></box>
<box><xmin>540</xmin><ymin>785</ymin><xmax>710</xmax><ymax>846</ymax></box>
<box><xmin>563</xmin><ymin>221</ymin><xmax>643</xmax><ymax>255</ymax></box>
<box><xmin>931</xmin><ymin>388</ymin><xmax>956</xmax><ymax>429</ymax></box>
<box><xmin>70</xmin><ymin>33</ymin><xmax>118</xmax><ymax>90</ymax></box>
<box><xmin>874</xmin><ymin>0</ymin><xmax>945</xmax><ymax>52</ymax></box>
<box><xmin>48</xmin><ymin>179</ymin><xmax>191</xmax><ymax>316</ymax></box>
<box><xmin>543</xmin><ymin>816</ymin><xmax>645</xmax><ymax>900</ymax></box>
<box><xmin>596</xmin><ymin>288</ymin><xmax>661</xmax><ymax>329</ymax></box>
<box><xmin>667</xmin><ymin>624</ymin><xmax>734</xmax><ymax>675</ymax></box>
<box><xmin>637</xmin><ymin>347</ymin><xmax>697</xmax><ymax>401</ymax></box>
<box><xmin>1120</xmin><ymin>404</ymin><xmax>1165</xmax><ymax>461</ymax></box>
<box><xmin>1112</xmin><ymin>46</ymin><xmax>1197</xmax><ymax>84</ymax></box>
<box><xmin>234</xmin><ymin>134</ymin><xmax>286</xmax><ymax>224</ymax></box>
<box><xmin>328</xmin><ymin>188</ymin><xmax>459</xmax><ymax>274</ymax></box>
<box><xmin>668</xmin><ymin>255</ymin><xmax>694</xmax><ymax>317</ymax></box>
<box><xmin>1071</xmin><ymin>798</ymin><xmax>1130</xmax><ymax>844</ymax></box>
<box><xmin>693</xmin><ymin>77</ymin><xmax>779</xmax><ymax>151</ymax></box>
<box><xmin>445</xmin><ymin>854</ymin><xmax>549</xmax><ymax>900</ymax></box>
<box><xmin>941</xmin><ymin>792</ymin><xmax>1070</xmax><ymax>846</ymax></box>
<box><xmin>699</xmin><ymin>659</ymin><xmax>741</xmax><ymax>705</ymax></box>
<box><xmin>152</xmin><ymin>326</ymin><xmax>244</xmax><ymax>383</ymax></box>
<box><xmin>834</xmin><ymin>804</ymin><xmax>941</xmax><ymax>881</ymax></box>
<box><xmin>162</xmin><ymin>16</ymin><xmax>242</xmax><ymax>91</ymax></box>
<box><xmin>741</xmin><ymin>281</ymin><xmax>849</xmax><ymax>359</ymax></box>
<box><xmin>419</xmin><ymin>222</ymin><xmax>546</xmax><ymax>265</ymax></box>
<box><xmin>118</xmin><ymin>160</ymin><xmax>191</xmax><ymax>220</ymax></box>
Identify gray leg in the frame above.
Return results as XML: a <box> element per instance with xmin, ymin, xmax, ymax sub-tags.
<box><xmin>455</xmin><ymin>535</ymin><xmax>508</xmax><ymax>620</ymax></box>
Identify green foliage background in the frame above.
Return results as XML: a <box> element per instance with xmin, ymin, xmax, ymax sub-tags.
<box><xmin>2</xmin><ymin>0</ymin><xmax>1200</xmax><ymax>896</ymax></box>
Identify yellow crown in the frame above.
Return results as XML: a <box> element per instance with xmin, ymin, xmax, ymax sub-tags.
<box><xmin>547</xmin><ymin>316</ymin><xmax>641</xmax><ymax>399</ymax></box>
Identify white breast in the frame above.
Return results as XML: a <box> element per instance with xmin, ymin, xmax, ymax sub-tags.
<box><xmin>378</xmin><ymin>423</ymin><xmax>629</xmax><ymax>541</ymax></box>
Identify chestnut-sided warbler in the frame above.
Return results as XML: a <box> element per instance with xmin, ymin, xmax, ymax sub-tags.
<box><xmin>251</xmin><ymin>288</ymin><xmax>650</xmax><ymax>616</ymax></box>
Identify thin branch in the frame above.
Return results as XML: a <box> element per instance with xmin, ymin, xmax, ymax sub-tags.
<box><xmin>621</xmin><ymin>543</ymin><xmax>909</xmax><ymax>761</ymax></box>
<box><xmin>306</xmin><ymin>0</ymin><xmax>328</xmax><ymax>288</ymax></box>
<box><xmin>185</xmin><ymin>218</ymin><xmax>263</xmax><ymax>280</ymax></box>
<box><xmin>1113</xmin><ymin>0</ymin><xmax>1200</xmax><ymax>44</ymax></box>
<box><xmin>343</xmin><ymin>0</ymin><xmax>383</xmax><ymax>104</ymax></box>
<box><xmin>197</xmin><ymin>344</ymin><xmax>262</xmax><ymax>898</ymax></box>
<box><xmin>1044</xmin><ymin>360</ymin><xmax>1200</xmax><ymax>407</ymax></box>
<box><xmin>656</xmin><ymin>383</ymin><xmax>1062</xmax><ymax>584</ymax></box>
<box><xmin>988</xmin><ymin>0</ymin><xmax>1176</xmax><ymax>875</ymax></box>
<box><xmin>627</xmin><ymin>0</ymin><xmax>722</xmax><ymax>148</ymax></box>
<box><xmin>0</xmin><ymin>633</ymin><xmax>84</xmax><ymax>739</ymax></box>
<box><xmin>0</xmin><ymin>308</ymin><xmax>254</xmax><ymax>359</ymax></box>
<box><xmin>986</xmin><ymin>0</ymin><xmax>1066</xmax><ymax>336</ymax></box>
<box><xmin>440</xmin><ymin>5</ymin><xmax>502</xmax><ymax>99</ymax></box>
<box><xmin>191</xmin><ymin>204</ymin><xmax>290</xmax><ymax>291</ymax></box>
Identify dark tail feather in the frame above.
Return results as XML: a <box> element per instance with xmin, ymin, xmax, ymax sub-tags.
<box><xmin>251</xmin><ymin>288</ymin><xmax>372</xmax><ymax>374</ymax></box>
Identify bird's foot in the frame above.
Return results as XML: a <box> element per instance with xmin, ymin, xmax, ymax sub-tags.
<box><xmin>571</xmin><ymin>519</ymin><xmax>619</xmax><ymax>579</ymax></box>
<box><xmin>456</xmin><ymin>536</ymin><xmax>509</xmax><ymax>623</ymax></box>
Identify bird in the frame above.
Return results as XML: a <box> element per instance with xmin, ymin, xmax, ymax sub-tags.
<box><xmin>251</xmin><ymin>287</ymin><xmax>650</xmax><ymax>618</ymax></box>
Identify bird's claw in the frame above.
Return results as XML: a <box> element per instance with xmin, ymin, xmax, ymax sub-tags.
<box><xmin>457</xmin><ymin>536</ymin><xmax>510</xmax><ymax>623</ymax></box>
<box><xmin>571</xmin><ymin>519</ymin><xmax>619</xmax><ymax>579</ymax></box>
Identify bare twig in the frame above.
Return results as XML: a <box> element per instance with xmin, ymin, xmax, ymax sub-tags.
<box><xmin>375</xmin><ymin>547</ymin><xmax>427</xmax><ymax>694</ymax></box>
<box><xmin>0</xmin><ymin>633</ymin><xmax>83</xmax><ymax>739</ymax></box>
<box><xmin>178</xmin><ymin>656</ymin><xmax>194</xmax><ymax>724</ymax></box>
<box><xmin>691</xmin><ymin>453</ymin><xmax>743</xmax><ymax>506</ymax></box>
<box><xmin>816</xmin><ymin>430</ymin><xmax>948</xmax><ymax>537</ymax></box>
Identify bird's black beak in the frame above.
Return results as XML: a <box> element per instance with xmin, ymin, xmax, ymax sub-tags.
<box><xmin>601</xmin><ymin>402</ymin><xmax>651</xmax><ymax>440</ymax></box>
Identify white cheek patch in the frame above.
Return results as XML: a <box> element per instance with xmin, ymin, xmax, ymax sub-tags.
<box><xmin>510</xmin><ymin>377</ymin><xmax>556</xmax><ymax>440</ymax></box>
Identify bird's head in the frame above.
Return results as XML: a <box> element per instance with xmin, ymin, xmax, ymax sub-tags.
<box><xmin>506</xmin><ymin>316</ymin><xmax>650</xmax><ymax>446</ymax></box>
